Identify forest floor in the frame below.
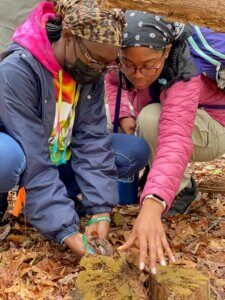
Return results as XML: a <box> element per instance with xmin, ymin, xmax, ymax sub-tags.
<box><xmin>0</xmin><ymin>157</ymin><xmax>225</xmax><ymax>299</ymax></box>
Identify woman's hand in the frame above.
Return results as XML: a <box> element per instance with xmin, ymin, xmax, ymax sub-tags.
<box><xmin>85</xmin><ymin>212</ymin><xmax>111</xmax><ymax>239</ymax></box>
<box><xmin>64</xmin><ymin>232</ymin><xmax>86</xmax><ymax>257</ymax></box>
<box><xmin>64</xmin><ymin>211</ymin><xmax>111</xmax><ymax>256</ymax></box>
<box><xmin>118</xmin><ymin>200</ymin><xmax>175</xmax><ymax>274</ymax></box>
<box><xmin>119</xmin><ymin>117</ymin><xmax>136</xmax><ymax>134</ymax></box>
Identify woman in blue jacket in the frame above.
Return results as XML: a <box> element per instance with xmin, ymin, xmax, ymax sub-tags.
<box><xmin>0</xmin><ymin>0</ymin><xmax>149</xmax><ymax>255</ymax></box>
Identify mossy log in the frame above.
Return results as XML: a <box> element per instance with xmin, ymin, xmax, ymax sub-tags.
<box><xmin>99</xmin><ymin>0</ymin><xmax>225</xmax><ymax>32</ymax></box>
<box><xmin>148</xmin><ymin>265</ymin><xmax>210</xmax><ymax>300</ymax></box>
<box><xmin>75</xmin><ymin>254</ymin><xmax>146</xmax><ymax>300</ymax></box>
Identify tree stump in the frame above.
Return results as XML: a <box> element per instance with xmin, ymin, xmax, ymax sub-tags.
<box><xmin>98</xmin><ymin>0</ymin><xmax>225</xmax><ymax>32</ymax></box>
<box><xmin>148</xmin><ymin>265</ymin><xmax>210</xmax><ymax>300</ymax></box>
<box><xmin>75</xmin><ymin>253</ymin><xmax>146</xmax><ymax>299</ymax></box>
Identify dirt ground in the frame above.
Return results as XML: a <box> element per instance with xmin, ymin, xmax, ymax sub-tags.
<box><xmin>0</xmin><ymin>157</ymin><xmax>225</xmax><ymax>299</ymax></box>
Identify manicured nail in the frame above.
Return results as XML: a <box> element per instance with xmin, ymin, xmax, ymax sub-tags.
<box><xmin>117</xmin><ymin>246</ymin><xmax>122</xmax><ymax>251</ymax></box>
<box><xmin>139</xmin><ymin>262</ymin><xmax>145</xmax><ymax>270</ymax></box>
<box><xmin>172</xmin><ymin>256</ymin><xmax>176</xmax><ymax>262</ymax></box>
<box><xmin>160</xmin><ymin>259</ymin><xmax>166</xmax><ymax>266</ymax></box>
<box><xmin>151</xmin><ymin>267</ymin><xmax>157</xmax><ymax>275</ymax></box>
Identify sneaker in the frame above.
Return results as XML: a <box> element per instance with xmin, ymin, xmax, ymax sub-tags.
<box><xmin>0</xmin><ymin>193</ymin><xmax>8</xmax><ymax>224</ymax></box>
<box><xmin>163</xmin><ymin>177</ymin><xmax>200</xmax><ymax>218</ymax></box>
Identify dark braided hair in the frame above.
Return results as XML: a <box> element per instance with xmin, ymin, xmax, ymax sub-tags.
<box><xmin>161</xmin><ymin>40</ymin><xmax>198</xmax><ymax>87</ymax></box>
<box><xmin>46</xmin><ymin>17</ymin><xmax>62</xmax><ymax>42</ymax></box>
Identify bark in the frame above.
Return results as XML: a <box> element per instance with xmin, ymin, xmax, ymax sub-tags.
<box><xmin>198</xmin><ymin>180</ymin><xmax>225</xmax><ymax>194</ymax></box>
<box><xmin>100</xmin><ymin>0</ymin><xmax>225</xmax><ymax>32</ymax></box>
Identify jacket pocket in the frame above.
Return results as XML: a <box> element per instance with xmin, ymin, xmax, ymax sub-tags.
<box><xmin>192</xmin><ymin>109</ymin><xmax>225</xmax><ymax>161</ymax></box>
<box><xmin>192</xmin><ymin>110</ymin><xmax>212</xmax><ymax>148</ymax></box>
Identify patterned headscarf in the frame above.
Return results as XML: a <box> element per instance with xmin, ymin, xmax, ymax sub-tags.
<box><xmin>53</xmin><ymin>0</ymin><xmax>125</xmax><ymax>46</ymax></box>
<box><xmin>122</xmin><ymin>10</ymin><xmax>192</xmax><ymax>49</ymax></box>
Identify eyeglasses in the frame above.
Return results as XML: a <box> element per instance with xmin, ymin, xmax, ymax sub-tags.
<box><xmin>119</xmin><ymin>54</ymin><xmax>165</xmax><ymax>77</ymax></box>
<box><xmin>76</xmin><ymin>37</ymin><xmax>114</xmax><ymax>72</ymax></box>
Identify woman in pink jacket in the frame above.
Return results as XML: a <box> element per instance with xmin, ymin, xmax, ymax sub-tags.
<box><xmin>106</xmin><ymin>11</ymin><xmax>225</xmax><ymax>273</ymax></box>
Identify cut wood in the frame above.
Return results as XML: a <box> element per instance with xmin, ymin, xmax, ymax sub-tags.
<box><xmin>99</xmin><ymin>0</ymin><xmax>225</xmax><ymax>32</ymax></box>
<box><xmin>148</xmin><ymin>265</ymin><xmax>210</xmax><ymax>300</ymax></box>
<box><xmin>198</xmin><ymin>180</ymin><xmax>225</xmax><ymax>194</ymax></box>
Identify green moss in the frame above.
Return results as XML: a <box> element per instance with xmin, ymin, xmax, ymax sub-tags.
<box><xmin>76</xmin><ymin>254</ymin><xmax>144</xmax><ymax>300</ymax></box>
<box><xmin>155</xmin><ymin>265</ymin><xmax>209</xmax><ymax>297</ymax></box>
<box><xmin>113</xmin><ymin>212</ymin><xmax>124</xmax><ymax>227</ymax></box>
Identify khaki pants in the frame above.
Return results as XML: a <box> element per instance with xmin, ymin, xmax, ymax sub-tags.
<box><xmin>137</xmin><ymin>103</ymin><xmax>225</xmax><ymax>194</ymax></box>
<box><xmin>0</xmin><ymin>1</ymin><xmax>42</xmax><ymax>52</ymax></box>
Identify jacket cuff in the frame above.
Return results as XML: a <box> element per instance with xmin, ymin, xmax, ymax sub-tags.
<box><xmin>55</xmin><ymin>224</ymin><xmax>80</xmax><ymax>244</ymax></box>
<box><xmin>111</xmin><ymin>112</ymin><xmax>132</xmax><ymax>123</ymax></box>
<box><xmin>119</xmin><ymin>112</ymin><xmax>133</xmax><ymax>120</ymax></box>
<box><xmin>86</xmin><ymin>206</ymin><xmax>113</xmax><ymax>215</ymax></box>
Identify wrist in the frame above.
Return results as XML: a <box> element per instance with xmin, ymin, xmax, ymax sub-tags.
<box><xmin>91</xmin><ymin>212</ymin><xmax>110</xmax><ymax>218</ymax></box>
<box><xmin>64</xmin><ymin>232</ymin><xmax>82</xmax><ymax>243</ymax></box>
<box><xmin>64</xmin><ymin>233</ymin><xmax>86</xmax><ymax>256</ymax></box>
<box><xmin>143</xmin><ymin>195</ymin><xmax>166</xmax><ymax>213</ymax></box>
<box><xmin>119</xmin><ymin>116</ymin><xmax>132</xmax><ymax>120</ymax></box>
<box><xmin>143</xmin><ymin>200</ymin><xmax>164</xmax><ymax>214</ymax></box>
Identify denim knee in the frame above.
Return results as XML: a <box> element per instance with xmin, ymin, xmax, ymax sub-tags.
<box><xmin>111</xmin><ymin>133</ymin><xmax>150</xmax><ymax>178</ymax></box>
<box><xmin>0</xmin><ymin>133</ymin><xmax>26</xmax><ymax>192</ymax></box>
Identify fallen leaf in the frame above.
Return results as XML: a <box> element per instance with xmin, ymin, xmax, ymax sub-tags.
<box><xmin>58</xmin><ymin>273</ymin><xmax>78</xmax><ymax>285</ymax></box>
<box><xmin>6</xmin><ymin>234</ymin><xmax>26</xmax><ymax>244</ymax></box>
<box><xmin>0</xmin><ymin>224</ymin><xmax>11</xmax><ymax>241</ymax></box>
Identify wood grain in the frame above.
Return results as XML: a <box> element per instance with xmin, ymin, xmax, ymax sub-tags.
<box><xmin>99</xmin><ymin>0</ymin><xmax>225</xmax><ymax>32</ymax></box>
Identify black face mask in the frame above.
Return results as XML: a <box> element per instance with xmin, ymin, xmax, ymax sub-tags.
<box><xmin>64</xmin><ymin>58</ymin><xmax>103</xmax><ymax>85</ymax></box>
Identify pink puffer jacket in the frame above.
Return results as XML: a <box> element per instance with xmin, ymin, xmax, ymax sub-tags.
<box><xmin>105</xmin><ymin>72</ymin><xmax>225</xmax><ymax>208</ymax></box>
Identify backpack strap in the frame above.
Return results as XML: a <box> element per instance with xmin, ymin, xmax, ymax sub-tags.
<box><xmin>188</xmin><ymin>35</ymin><xmax>221</xmax><ymax>81</ymax></box>
<box><xmin>188</xmin><ymin>35</ymin><xmax>221</xmax><ymax>67</ymax></box>
<box><xmin>189</xmin><ymin>26</ymin><xmax>225</xmax><ymax>109</ymax></box>
<box><xmin>113</xmin><ymin>72</ymin><xmax>123</xmax><ymax>133</ymax></box>
<box><xmin>198</xmin><ymin>104</ymin><xmax>225</xmax><ymax>109</ymax></box>
<box><xmin>188</xmin><ymin>26</ymin><xmax>225</xmax><ymax>82</ymax></box>
<box><xmin>194</xmin><ymin>26</ymin><xmax>225</xmax><ymax>60</ymax></box>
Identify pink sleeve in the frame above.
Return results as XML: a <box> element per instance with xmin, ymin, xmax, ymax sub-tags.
<box><xmin>141</xmin><ymin>76</ymin><xmax>201</xmax><ymax>210</ymax></box>
<box><xmin>105</xmin><ymin>71</ymin><xmax>132</xmax><ymax>123</ymax></box>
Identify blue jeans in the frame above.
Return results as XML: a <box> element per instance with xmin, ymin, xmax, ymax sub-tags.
<box><xmin>0</xmin><ymin>132</ymin><xmax>150</xmax><ymax>195</ymax></box>
<box><xmin>0</xmin><ymin>133</ymin><xmax>26</xmax><ymax>192</ymax></box>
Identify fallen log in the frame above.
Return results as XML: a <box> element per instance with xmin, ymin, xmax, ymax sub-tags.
<box><xmin>149</xmin><ymin>265</ymin><xmax>210</xmax><ymax>300</ymax></box>
<box><xmin>198</xmin><ymin>179</ymin><xmax>225</xmax><ymax>194</ymax></box>
<box><xmin>99</xmin><ymin>0</ymin><xmax>225</xmax><ymax>32</ymax></box>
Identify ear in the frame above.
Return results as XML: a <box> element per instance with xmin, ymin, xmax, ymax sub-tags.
<box><xmin>164</xmin><ymin>44</ymin><xmax>172</xmax><ymax>59</ymax></box>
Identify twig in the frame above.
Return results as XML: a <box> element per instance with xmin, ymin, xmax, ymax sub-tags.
<box><xmin>210</xmin><ymin>283</ymin><xmax>222</xmax><ymax>300</ymax></box>
<box><xmin>200</xmin><ymin>217</ymin><xmax>224</xmax><ymax>236</ymax></box>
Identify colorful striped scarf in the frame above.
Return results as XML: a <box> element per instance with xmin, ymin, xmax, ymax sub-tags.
<box><xmin>49</xmin><ymin>70</ymin><xmax>80</xmax><ymax>165</ymax></box>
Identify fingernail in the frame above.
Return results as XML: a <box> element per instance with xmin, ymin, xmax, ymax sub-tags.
<box><xmin>172</xmin><ymin>256</ymin><xmax>176</xmax><ymax>262</ymax></box>
<box><xmin>160</xmin><ymin>259</ymin><xmax>166</xmax><ymax>266</ymax></box>
<box><xmin>118</xmin><ymin>247</ymin><xmax>125</xmax><ymax>252</ymax></box>
<box><xmin>151</xmin><ymin>267</ymin><xmax>157</xmax><ymax>275</ymax></box>
<box><xmin>139</xmin><ymin>262</ymin><xmax>145</xmax><ymax>270</ymax></box>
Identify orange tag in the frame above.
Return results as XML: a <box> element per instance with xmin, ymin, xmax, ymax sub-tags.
<box><xmin>12</xmin><ymin>187</ymin><xmax>26</xmax><ymax>217</ymax></box>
